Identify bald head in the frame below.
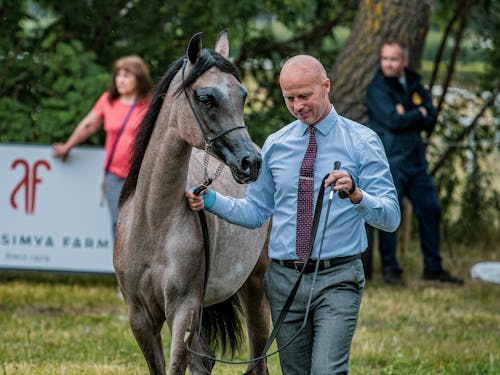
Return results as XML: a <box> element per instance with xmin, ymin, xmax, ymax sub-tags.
<box><xmin>280</xmin><ymin>55</ymin><xmax>327</xmax><ymax>85</ymax></box>
<box><xmin>279</xmin><ymin>55</ymin><xmax>331</xmax><ymax>126</ymax></box>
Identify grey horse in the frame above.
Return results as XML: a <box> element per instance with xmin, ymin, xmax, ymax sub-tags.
<box><xmin>113</xmin><ymin>31</ymin><xmax>271</xmax><ymax>374</ymax></box>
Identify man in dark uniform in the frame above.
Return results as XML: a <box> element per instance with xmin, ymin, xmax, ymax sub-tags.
<box><xmin>365</xmin><ymin>41</ymin><xmax>463</xmax><ymax>286</ymax></box>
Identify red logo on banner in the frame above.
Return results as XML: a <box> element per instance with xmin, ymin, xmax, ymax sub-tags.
<box><xmin>10</xmin><ymin>159</ymin><xmax>51</xmax><ymax>215</ymax></box>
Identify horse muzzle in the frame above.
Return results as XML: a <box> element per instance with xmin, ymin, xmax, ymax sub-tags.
<box><xmin>226</xmin><ymin>150</ymin><xmax>262</xmax><ymax>184</ymax></box>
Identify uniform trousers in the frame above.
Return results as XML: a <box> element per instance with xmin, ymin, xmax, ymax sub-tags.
<box><xmin>378</xmin><ymin>164</ymin><xmax>442</xmax><ymax>274</ymax></box>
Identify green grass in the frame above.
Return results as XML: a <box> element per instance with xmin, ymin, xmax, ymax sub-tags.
<box><xmin>420</xmin><ymin>60</ymin><xmax>487</xmax><ymax>90</ymax></box>
<box><xmin>0</xmin><ymin>241</ymin><xmax>499</xmax><ymax>374</ymax></box>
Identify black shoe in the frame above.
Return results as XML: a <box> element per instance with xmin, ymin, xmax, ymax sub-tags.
<box><xmin>423</xmin><ymin>270</ymin><xmax>464</xmax><ymax>285</ymax></box>
<box><xmin>383</xmin><ymin>271</ymin><xmax>404</xmax><ymax>286</ymax></box>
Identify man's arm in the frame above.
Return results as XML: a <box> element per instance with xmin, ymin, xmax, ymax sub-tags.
<box><xmin>322</xmin><ymin>128</ymin><xmax>400</xmax><ymax>232</ymax></box>
<box><xmin>366</xmin><ymin>85</ymin><xmax>428</xmax><ymax>132</ymax></box>
<box><xmin>352</xmin><ymin>131</ymin><xmax>400</xmax><ymax>232</ymax></box>
<box><xmin>415</xmin><ymin>85</ymin><xmax>437</xmax><ymax>133</ymax></box>
<box><xmin>186</xmin><ymin>143</ymin><xmax>275</xmax><ymax>229</ymax></box>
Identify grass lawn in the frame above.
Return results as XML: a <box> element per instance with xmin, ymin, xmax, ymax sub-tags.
<box><xmin>0</xmin><ymin>241</ymin><xmax>498</xmax><ymax>374</ymax></box>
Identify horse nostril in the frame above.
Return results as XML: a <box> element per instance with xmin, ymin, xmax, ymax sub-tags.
<box><xmin>241</xmin><ymin>156</ymin><xmax>251</xmax><ymax>174</ymax></box>
<box><xmin>239</xmin><ymin>155</ymin><xmax>262</xmax><ymax>179</ymax></box>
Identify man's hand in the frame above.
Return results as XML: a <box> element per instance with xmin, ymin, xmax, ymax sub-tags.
<box><xmin>395</xmin><ymin>104</ymin><xmax>405</xmax><ymax>115</ymax></box>
<box><xmin>324</xmin><ymin>170</ymin><xmax>362</xmax><ymax>204</ymax></box>
<box><xmin>185</xmin><ymin>189</ymin><xmax>206</xmax><ymax>211</ymax></box>
<box><xmin>418</xmin><ymin>106</ymin><xmax>428</xmax><ymax>117</ymax></box>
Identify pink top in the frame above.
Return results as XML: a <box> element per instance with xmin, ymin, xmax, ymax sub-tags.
<box><xmin>92</xmin><ymin>92</ymin><xmax>150</xmax><ymax>179</ymax></box>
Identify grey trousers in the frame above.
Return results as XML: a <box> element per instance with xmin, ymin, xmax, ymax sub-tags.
<box><xmin>264</xmin><ymin>258</ymin><xmax>365</xmax><ymax>375</ymax></box>
<box><xmin>103</xmin><ymin>172</ymin><xmax>125</xmax><ymax>237</ymax></box>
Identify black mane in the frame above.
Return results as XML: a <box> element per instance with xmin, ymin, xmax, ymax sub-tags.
<box><xmin>119</xmin><ymin>49</ymin><xmax>240</xmax><ymax>205</ymax></box>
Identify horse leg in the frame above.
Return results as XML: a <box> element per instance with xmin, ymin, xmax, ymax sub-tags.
<box><xmin>237</xmin><ymin>249</ymin><xmax>271</xmax><ymax>375</ymax></box>
<box><xmin>167</xmin><ymin>301</ymin><xmax>215</xmax><ymax>375</ymax></box>
<box><xmin>128</xmin><ymin>303</ymin><xmax>166</xmax><ymax>375</ymax></box>
<box><xmin>187</xmin><ymin>328</ymin><xmax>215</xmax><ymax>375</ymax></box>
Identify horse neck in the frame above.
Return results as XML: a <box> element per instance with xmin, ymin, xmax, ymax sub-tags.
<box><xmin>135</xmin><ymin>108</ymin><xmax>195</xmax><ymax>217</ymax></box>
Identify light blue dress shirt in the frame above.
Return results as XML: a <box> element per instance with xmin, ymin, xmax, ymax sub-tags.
<box><xmin>207</xmin><ymin>106</ymin><xmax>400</xmax><ymax>260</ymax></box>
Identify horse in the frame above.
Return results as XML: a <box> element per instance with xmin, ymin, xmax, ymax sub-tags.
<box><xmin>113</xmin><ymin>30</ymin><xmax>271</xmax><ymax>375</ymax></box>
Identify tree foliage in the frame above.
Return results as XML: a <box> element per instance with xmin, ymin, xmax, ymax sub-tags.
<box><xmin>0</xmin><ymin>0</ymin><xmax>358</xmax><ymax>145</ymax></box>
<box><xmin>0</xmin><ymin>1</ymin><xmax>108</xmax><ymax>144</ymax></box>
<box><xmin>0</xmin><ymin>0</ymin><xmax>498</xmax><ymax>243</ymax></box>
<box><xmin>428</xmin><ymin>0</ymin><xmax>499</xmax><ymax>244</ymax></box>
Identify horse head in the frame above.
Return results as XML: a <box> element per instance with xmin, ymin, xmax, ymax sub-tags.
<box><xmin>178</xmin><ymin>30</ymin><xmax>262</xmax><ymax>184</ymax></box>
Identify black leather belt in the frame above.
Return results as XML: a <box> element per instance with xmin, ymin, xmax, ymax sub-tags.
<box><xmin>273</xmin><ymin>254</ymin><xmax>360</xmax><ymax>273</ymax></box>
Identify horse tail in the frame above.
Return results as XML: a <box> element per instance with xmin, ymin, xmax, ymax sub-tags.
<box><xmin>201</xmin><ymin>294</ymin><xmax>243</xmax><ymax>357</ymax></box>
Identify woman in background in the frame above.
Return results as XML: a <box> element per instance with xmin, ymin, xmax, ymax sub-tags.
<box><xmin>53</xmin><ymin>55</ymin><xmax>153</xmax><ymax>235</ymax></box>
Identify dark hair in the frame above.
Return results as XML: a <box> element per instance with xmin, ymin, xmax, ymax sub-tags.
<box><xmin>107</xmin><ymin>55</ymin><xmax>153</xmax><ymax>103</ymax></box>
<box><xmin>382</xmin><ymin>40</ymin><xmax>409</xmax><ymax>59</ymax></box>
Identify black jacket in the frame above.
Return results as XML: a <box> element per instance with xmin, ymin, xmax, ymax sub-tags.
<box><xmin>365</xmin><ymin>68</ymin><xmax>436</xmax><ymax>168</ymax></box>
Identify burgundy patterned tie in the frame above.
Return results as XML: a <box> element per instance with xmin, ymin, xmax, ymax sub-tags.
<box><xmin>296</xmin><ymin>126</ymin><xmax>317</xmax><ymax>260</ymax></box>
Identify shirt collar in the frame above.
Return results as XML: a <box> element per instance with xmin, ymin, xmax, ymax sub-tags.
<box><xmin>399</xmin><ymin>75</ymin><xmax>407</xmax><ymax>88</ymax></box>
<box><xmin>299</xmin><ymin>105</ymin><xmax>337</xmax><ymax>136</ymax></box>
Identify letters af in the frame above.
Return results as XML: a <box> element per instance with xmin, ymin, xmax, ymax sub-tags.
<box><xmin>10</xmin><ymin>158</ymin><xmax>51</xmax><ymax>215</ymax></box>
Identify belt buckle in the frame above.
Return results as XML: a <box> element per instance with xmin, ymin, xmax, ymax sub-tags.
<box><xmin>293</xmin><ymin>261</ymin><xmax>305</xmax><ymax>273</ymax></box>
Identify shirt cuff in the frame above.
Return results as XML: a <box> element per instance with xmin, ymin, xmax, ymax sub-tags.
<box><xmin>202</xmin><ymin>189</ymin><xmax>216</xmax><ymax>209</ymax></box>
<box><xmin>353</xmin><ymin>189</ymin><xmax>379</xmax><ymax>214</ymax></box>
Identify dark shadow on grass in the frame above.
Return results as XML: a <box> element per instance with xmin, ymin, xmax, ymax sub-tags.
<box><xmin>0</xmin><ymin>270</ymin><xmax>117</xmax><ymax>287</ymax></box>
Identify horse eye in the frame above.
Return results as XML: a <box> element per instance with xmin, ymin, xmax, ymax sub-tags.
<box><xmin>198</xmin><ymin>94</ymin><xmax>209</xmax><ymax>104</ymax></box>
<box><xmin>196</xmin><ymin>90</ymin><xmax>217</xmax><ymax>109</ymax></box>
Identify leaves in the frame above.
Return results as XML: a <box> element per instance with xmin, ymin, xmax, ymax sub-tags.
<box><xmin>0</xmin><ymin>6</ymin><xmax>107</xmax><ymax>145</ymax></box>
<box><xmin>0</xmin><ymin>0</ymin><xmax>498</xmax><ymax>243</ymax></box>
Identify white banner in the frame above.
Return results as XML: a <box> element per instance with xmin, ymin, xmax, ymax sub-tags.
<box><xmin>0</xmin><ymin>144</ymin><xmax>114</xmax><ymax>273</ymax></box>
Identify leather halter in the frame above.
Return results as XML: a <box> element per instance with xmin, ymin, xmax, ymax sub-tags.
<box><xmin>181</xmin><ymin>57</ymin><xmax>246</xmax><ymax>192</ymax></box>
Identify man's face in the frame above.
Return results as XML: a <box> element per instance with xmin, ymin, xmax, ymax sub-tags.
<box><xmin>280</xmin><ymin>66</ymin><xmax>331</xmax><ymax>126</ymax></box>
<box><xmin>380</xmin><ymin>44</ymin><xmax>407</xmax><ymax>78</ymax></box>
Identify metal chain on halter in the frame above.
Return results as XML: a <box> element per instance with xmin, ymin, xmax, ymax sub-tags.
<box><xmin>193</xmin><ymin>141</ymin><xmax>226</xmax><ymax>195</ymax></box>
<box><xmin>203</xmin><ymin>142</ymin><xmax>226</xmax><ymax>183</ymax></box>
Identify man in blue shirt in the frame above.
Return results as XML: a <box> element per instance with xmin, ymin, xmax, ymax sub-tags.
<box><xmin>186</xmin><ymin>55</ymin><xmax>400</xmax><ymax>374</ymax></box>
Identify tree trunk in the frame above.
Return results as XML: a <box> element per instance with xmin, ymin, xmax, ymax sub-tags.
<box><xmin>434</xmin><ymin>0</ymin><xmax>474</xmax><ymax>116</ymax></box>
<box><xmin>330</xmin><ymin>0</ymin><xmax>433</xmax><ymax>124</ymax></box>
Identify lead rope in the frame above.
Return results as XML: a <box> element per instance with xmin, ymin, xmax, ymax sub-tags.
<box><xmin>241</xmin><ymin>171</ymin><xmax>336</xmax><ymax>375</ymax></box>
<box><xmin>188</xmin><ymin>149</ymin><xmax>222</xmax><ymax>375</ymax></box>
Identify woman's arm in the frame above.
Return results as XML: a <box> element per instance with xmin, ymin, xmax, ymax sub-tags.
<box><xmin>52</xmin><ymin>111</ymin><xmax>102</xmax><ymax>160</ymax></box>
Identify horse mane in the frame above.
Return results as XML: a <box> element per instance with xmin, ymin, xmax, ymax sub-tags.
<box><xmin>119</xmin><ymin>49</ymin><xmax>241</xmax><ymax>206</ymax></box>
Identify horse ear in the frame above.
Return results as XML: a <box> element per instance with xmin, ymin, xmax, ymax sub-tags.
<box><xmin>187</xmin><ymin>32</ymin><xmax>203</xmax><ymax>64</ymax></box>
<box><xmin>214</xmin><ymin>29</ymin><xmax>229</xmax><ymax>59</ymax></box>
